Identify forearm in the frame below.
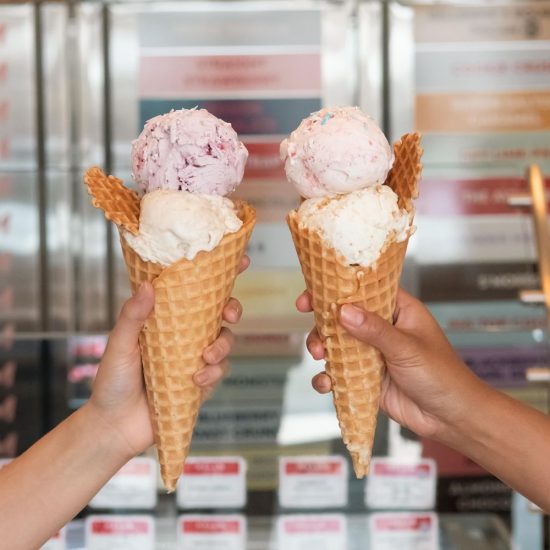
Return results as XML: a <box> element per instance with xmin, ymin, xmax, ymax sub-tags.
<box><xmin>439</xmin><ymin>384</ymin><xmax>550</xmax><ymax>512</ymax></box>
<box><xmin>0</xmin><ymin>402</ymin><xmax>133</xmax><ymax>549</ymax></box>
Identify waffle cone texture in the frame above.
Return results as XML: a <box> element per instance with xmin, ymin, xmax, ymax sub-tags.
<box><xmin>84</xmin><ymin>167</ymin><xmax>256</xmax><ymax>491</ymax></box>
<box><xmin>287</xmin><ymin>133</ymin><xmax>422</xmax><ymax>477</ymax></box>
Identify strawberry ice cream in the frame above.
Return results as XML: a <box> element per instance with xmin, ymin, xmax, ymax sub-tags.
<box><xmin>132</xmin><ymin>108</ymin><xmax>248</xmax><ymax>196</ymax></box>
<box><xmin>280</xmin><ymin>106</ymin><xmax>394</xmax><ymax>199</ymax></box>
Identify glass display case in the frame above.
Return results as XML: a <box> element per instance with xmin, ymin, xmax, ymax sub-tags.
<box><xmin>1</xmin><ymin>0</ymin><xmax>550</xmax><ymax>548</ymax></box>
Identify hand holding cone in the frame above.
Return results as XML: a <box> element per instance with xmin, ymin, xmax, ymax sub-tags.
<box><xmin>287</xmin><ymin>133</ymin><xmax>423</xmax><ymax>477</ymax></box>
<box><xmin>84</xmin><ymin>167</ymin><xmax>256</xmax><ymax>491</ymax></box>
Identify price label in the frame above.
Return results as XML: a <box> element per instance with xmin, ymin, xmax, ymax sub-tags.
<box><xmin>85</xmin><ymin>515</ymin><xmax>154</xmax><ymax>550</ymax></box>
<box><xmin>277</xmin><ymin>514</ymin><xmax>347</xmax><ymax>550</ymax></box>
<box><xmin>89</xmin><ymin>457</ymin><xmax>157</xmax><ymax>510</ymax></box>
<box><xmin>369</xmin><ymin>513</ymin><xmax>439</xmax><ymax>550</ymax></box>
<box><xmin>40</xmin><ymin>528</ymin><xmax>66</xmax><ymax>550</ymax></box>
<box><xmin>366</xmin><ymin>458</ymin><xmax>436</xmax><ymax>510</ymax></box>
<box><xmin>279</xmin><ymin>456</ymin><xmax>348</xmax><ymax>509</ymax></box>
<box><xmin>178</xmin><ymin>514</ymin><xmax>246</xmax><ymax>550</ymax></box>
<box><xmin>177</xmin><ymin>456</ymin><xmax>246</xmax><ymax>509</ymax></box>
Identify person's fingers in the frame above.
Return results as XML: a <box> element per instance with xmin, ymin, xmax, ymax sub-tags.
<box><xmin>222</xmin><ymin>298</ymin><xmax>242</xmax><ymax>324</ymax></box>
<box><xmin>238</xmin><ymin>255</ymin><xmax>250</xmax><ymax>274</ymax></box>
<box><xmin>312</xmin><ymin>372</ymin><xmax>332</xmax><ymax>394</ymax></box>
<box><xmin>295</xmin><ymin>291</ymin><xmax>313</xmax><ymax>313</ymax></box>
<box><xmin>194</xmin><ymin>359</ymin><xmax>230</xmax><ymax>388</ymax></box>
<box><xmin>339</xmin><ymin>304</ymin><xmax>410</xmax><ymax>360</ymax></box>
<box><xmin>105</xmin><ymin>282</ymin><xmax>154</xmax><ymax>358</ymax></box>
<box><xmin>306</xmin><ymin>327</ymin><xmax>325</xmax><ymax>360</ymax></box>
<box><xmin>203</xmin><ymin>327</ymin><xmax>234</xmax><ymax>364</ymax></box>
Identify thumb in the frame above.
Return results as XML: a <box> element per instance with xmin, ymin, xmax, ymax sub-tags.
<box><xmin>105</xmin><ymin>282</ymin><xmax>155</xmax><ymax>358</ymax></box>
<box><xmin>339</xmin><ymin>304</ymin><xmax>408</xmax><ymax>360</ymax></box>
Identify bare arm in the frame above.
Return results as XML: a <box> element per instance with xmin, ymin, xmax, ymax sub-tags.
<box><xmin>0</xmin><ymin>403</ymin><xmax>134</xmax><ymax>549</ymax></box>
<box><xmin>0</xmin><ymin>255</ymin><xmax>249</xmax><ymax>549</ymax></box>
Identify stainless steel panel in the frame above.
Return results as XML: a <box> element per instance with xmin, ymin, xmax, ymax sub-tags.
<box><xmin>46</xmin><ymin>171</ymin><xmax>74</xmax><ymax>331</ymax></box>
<box><xmin>76</xmin><ymin>3</ymin><xmax>105</xmax><ymax>168</ymax></box>
<box><xmin>0</xmin><ymin>4</ymin><xmax>36</xmax><ymax>170</ymax></box>
<box><xmin>0</xmin><ymin>172</ymin><xmax>41</xmax><ymax>331</ymax></box>
<box><xmin>42</xmin><ymin>3</ymin><xmax>70</xmax><ymax>169</ymax></box>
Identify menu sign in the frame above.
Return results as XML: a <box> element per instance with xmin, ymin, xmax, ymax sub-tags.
<box><xmin>414</xmin><ymin>3</ymin><xmax>550</xmax><ymax>170</ymax></box>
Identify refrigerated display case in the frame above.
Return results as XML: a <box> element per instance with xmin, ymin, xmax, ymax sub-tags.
<box><xmin>2</xmin><ymin>0</ymin><xmax>550</xmax><ymax>548</ymax></box>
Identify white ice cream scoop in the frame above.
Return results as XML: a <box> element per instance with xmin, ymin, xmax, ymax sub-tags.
<box><xmin>297</xmin><ymin>185</ymin><xmax>413</xmax><ymax>267</ymax></box>
<box><xmin>123</xmin><ymin>189</ymin><xmax>243</xmax><ymax>265</ymax></box>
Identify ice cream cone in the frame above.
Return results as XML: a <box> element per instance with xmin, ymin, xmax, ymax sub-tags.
<box><xmin>84</xmin><ymin>167</ymin><xmax>256</xmax><ymax>491</ymax></box>
<box><xmin>287</xmin><ymin>133</ymin><xmax>422</xmax><ymax>477</ymax></box>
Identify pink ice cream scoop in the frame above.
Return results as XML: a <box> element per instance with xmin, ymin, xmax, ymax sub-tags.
<box><xmin>131</xmin><ymin>108</ymin><xmax>248</xmax><ymax>196</ymax></box>
<box><xmin>280</xmin><ymin>106</ymin><xmax>394</xmax><ymax>199</ymax></box>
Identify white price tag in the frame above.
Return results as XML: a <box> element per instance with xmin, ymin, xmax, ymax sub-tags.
<box><xmin>277</xmin><ymin>514</ymin><xmax>347</xmax><ymax>550</ymax></box>
<box><xmin>369</xmin><ymin>512</ymin><xmax>439</xmax><ymax>550</ymax></box>
<box><xmin>90</xmin><ymin>457</ymin><xmax>157</xmax><ymax>510</ymax></box>
<box><xmin>279</xmin><ymin>456</ymin><xmax>348</xmax><ymax>509</ymax></box>
<box><xmin>366</xmin><ymin>458</ymin><xmax>436</xmax><ymax>510</ymax></box>
<box><xmin>40</xmin><ymin>527</ymin><xmax>66</xmax><ymax>550</ymax></box>
<box><xmin>178</xmin><ymin>514</ymin><xmax>246</xmax><ymax>550</ymax></box>
<box><xmin>85</xmin><ymin>515</ymin><xmax>155</xmax><ymax>550</ymax></box>
<box><xmin>177</xmin><ymin>456</ymin><xmax>247</xmax><ymax>509</ymax></box>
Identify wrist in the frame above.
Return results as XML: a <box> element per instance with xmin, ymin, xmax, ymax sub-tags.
<box><xmin>433</xmin><ymin>378</ymin><xmax>499</xmax><ymax>451</ymax></box>
<box><xmin>80</xmin><ymin>400</ymin><xmax>137</xmax><ymax>465</ymax></box>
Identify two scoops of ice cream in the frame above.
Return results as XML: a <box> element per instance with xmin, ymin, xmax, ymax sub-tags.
<box><xmin>84</xmin><ymin>105</ymin><xmax>421</xmax><ymax>490</ymax></box>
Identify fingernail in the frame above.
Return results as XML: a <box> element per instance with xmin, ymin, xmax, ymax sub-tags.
<box><xmin>340</xmin><ymin>305</ymin><xmax>364</xmax><ymax>327</ymax></box>
<box><xmin>195</xmin><ymin>370</ymin><xmax>209</xmax><ymax>385</ymax></box>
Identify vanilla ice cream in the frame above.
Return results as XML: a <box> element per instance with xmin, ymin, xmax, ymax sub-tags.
<box><xmin>296</xmin><ymin>186</ymin><xmax>412</xmax><ymax>267</ymax></box>
<box><xmin>132</xmin><ymin>108</ymin><xmax>248</xmax><ymax>196</ymax></box>
<box><xmin>280</xmin><ymin>106</ymin><xmax>394</xmax><ymax>199</ymax></box>
<box><xmin>123</xmin><ymin>190</ymin><xmax>242</xmax><ymax>265</ymax></box>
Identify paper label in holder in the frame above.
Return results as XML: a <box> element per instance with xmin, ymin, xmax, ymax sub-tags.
<box><xmin>178</xmin><ymin>514</ymin><xmax>246</xmax><ymax>550</ymax></box>
<box><xmin>277</xmin><ymin>514</ymin><xmax>347</xmax><ymax>550</ymax></box>
<box><xmin>369</xmin><ymin>512</ymin><xmax>439</xmax><ymax>550</ymax></box>
<box><xmin>279</xmin><ymin>455</ymin><xmax>348</xmax><ymax>508</ymax></box>
<box><xmin>177</xmin><ymin>456</ymin><xmax>247</xmax><ymax>509</ymax></box>
<box><xmin>366</xmin><ymin>458</ymin><xmax>436</xmax><ymax>509</ymax></box>
<box><xmin>85</xmin><ymin>515</ymin><xmax>155</xmax><ymax>550</ymax></box>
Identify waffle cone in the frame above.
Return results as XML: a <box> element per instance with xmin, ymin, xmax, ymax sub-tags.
<box><xmin>84</xmin><ymin>167</ymin><xmax>256</xmax><ymax>491</ymax></box>
<box><xmin>287</xmin><ymin>133</ymin><xmax>422</xmax><ymax>477</ymax></box>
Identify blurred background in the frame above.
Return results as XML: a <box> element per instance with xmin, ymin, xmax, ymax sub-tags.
<box><xmin>1</xmin><ymin>0</ymin><xmax>550</xmax><ymax>548</ymax></box>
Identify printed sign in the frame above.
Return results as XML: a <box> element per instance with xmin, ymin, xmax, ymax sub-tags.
<box><xmin>369</xmin><ymin>513</ymin><xmax>439</xmax><ymax>550</ymax></box>
<box><xmin>85</xmin><ymin>515</ymin><xmax>155</xmax><ymax>550</ymax></box>
<box><xmin>277</xmin><ymin>514</ymin><xmax>346</xmax><ymax>550</ymax></box>
<box><xmin>279</xmin><ymin>455</ymin><xmax>348</xmax><ymax>509</ymax></box>
<box><xmin>365</xmin><ymin>458</ymin><xmax>437</xmax><ymax>510</ymax></box>
<box><xmin>178</xmin><ymin>514</ymin><xmax>246</xmax><ymax>550</ymax></box>
<box><xmin>177</xmin><ymin>456</ymin><xmax>247</xmax><ymax>509</ymax></box>
<box><xmin>89</xmin><ymin>457</ymin><xmax>157</xmax><ymax>510</ymax></box>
